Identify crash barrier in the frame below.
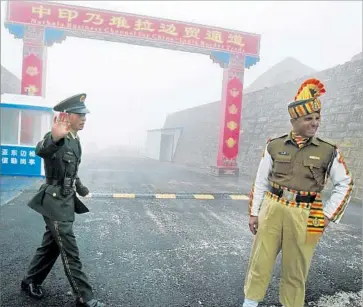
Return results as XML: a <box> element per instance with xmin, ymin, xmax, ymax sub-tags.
<box><xmin>0</xmin><ymin>185</ymin><xmax>250</xmax><ymax>201</ymax></box>
<box><xmin>84</xmin><ymin>192</ymin><xmax>249</xmax><ymax>200</ymax></box>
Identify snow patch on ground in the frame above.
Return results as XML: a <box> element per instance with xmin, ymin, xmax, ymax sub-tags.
<box><xmin>308</xmin><ymin>290</ymin><xmax>363</xmax><ymax>307</ymax></box>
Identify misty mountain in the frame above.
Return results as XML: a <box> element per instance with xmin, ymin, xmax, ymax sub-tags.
<box><xmin>351</xmin><ymin>52</ymin><xmax>362</xmax><ymax>62</ymax></box>
<box><xmin>245</xmin><ymin>57</ymin><xmax>317</xmax><ymax>93</ymax></box>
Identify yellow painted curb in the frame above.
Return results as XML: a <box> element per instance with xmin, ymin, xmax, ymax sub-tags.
<box><xmin>229</xmin><ymin>195</ymin><xmax>249</xmax><ymax>200</ymax></box>
<box><xmin>155</xmin><ymin>194</ymin><xmax>177</xmax><ymax>199</ymax></box>
<box><xmin>193</xmin><ymin>194</ymin><xmax>215</xmax><ymax>200</ymax></box>
<box><xmin>113</xmin><ymin>193</ymin><xmax>136</xmax><ymax>198</ymax></box>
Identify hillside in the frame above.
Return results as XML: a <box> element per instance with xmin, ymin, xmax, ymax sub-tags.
<box><xmin>351</xmin><ymin>52</ymin><xmax>362</xmax><ymax>62</ymax></box>
<box><xmin>245</xmin><ymin>57</ymin><xmax>316</xmax><ymax>93</ymax></box>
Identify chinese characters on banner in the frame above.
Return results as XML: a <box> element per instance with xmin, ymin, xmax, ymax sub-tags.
<box><xmin>0</xmin><ymin>146</ymin><xmax>42</xmax><ymax>176</ymax></box>
<box><xmin>222</xmin><ymin>77</ymin><xmax>243</xmax><ymax>161</ymax></box>
<box><xmin>21</xmin><ymin>53</ymin><xmax>43</xmax><ymax>96</ymax></box>
<box><xmin>6</xmin><ymin>1</ymin><xmax>260</xmax><ymax>56</ymax></box>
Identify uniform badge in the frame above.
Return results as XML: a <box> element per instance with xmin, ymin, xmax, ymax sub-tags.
<box><xmin>80</xmin><ymin>95</ymin><xmax>86</xmax><ymax>102</ymax></box>
<box><xmin>312</xmin><ymin>99</ymin><xmax>320</xmax><ymax>111</ymax></box>
<box><xmin>309</xmin><ymin>156</ymin><xmax>320</xmax><ymax>160</ymax></box>
<box><xmin>313</xmin><ymin>217</ymin><xmax>320</xmax><ymax>227</ymax></box>
<box><xmin>278</xmin><ymin>151</ymin><xmax>289</xmax><ymax>155</ymax></box>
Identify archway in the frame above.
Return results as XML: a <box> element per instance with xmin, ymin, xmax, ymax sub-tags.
<box><xmin>4</xmin><ymin>0</ymin><xmax>261</xmax><ymax>176</ymax></box>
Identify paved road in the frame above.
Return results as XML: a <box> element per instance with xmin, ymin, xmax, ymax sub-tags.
<box><xmin>0</xmin><ymin>176</ymin><xmax>41</xmax><ymax>206</ymax></box>
<box><xmin>0</xmin><ymin>157</ymin><xmax>362</xmax><ymax>307</ymax></box>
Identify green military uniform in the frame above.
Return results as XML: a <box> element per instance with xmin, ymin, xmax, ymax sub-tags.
<box><xmin>21</xmin><ymin>94</ymin><xmax>105</xmax><ymax>307</ymax></box>
<box><xmin>27</xmin><ymin>131</ymin><xmax>89</xmax><ymax>221</ymax></box>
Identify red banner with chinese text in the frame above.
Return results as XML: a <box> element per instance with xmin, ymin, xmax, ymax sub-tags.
<box><xmin>6</xmin><ymin>1</ymin><xmax>260</xmax><ymax>56</ymax></box>
<box><xmin>21</xmin><ymin>53</ymin><xmax>43</xmax><ymax>96</ymax></box>
<box><xmin>222</xmin><ymin>77</ymin><xmax>243</xmax><ymax>160</ymax></box>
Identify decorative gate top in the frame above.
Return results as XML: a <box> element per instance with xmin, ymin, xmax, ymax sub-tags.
<box><xmin>5</xmin><ymin>1</ymin><xmax>260</xmax><ymax>68</ymax></box>
<box><xmin>4</xmin><ymin>0</ymin><xmax>261</xmax><ymax>175</ymax></box>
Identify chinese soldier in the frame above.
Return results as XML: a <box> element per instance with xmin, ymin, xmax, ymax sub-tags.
<box><xmin>21</xmin><ymin>94</ymin><xmax>105</xmax><ymax>307</ymax></box>
<box><xmin>242</xmin><ymin>78</ymin><xmax>354</xmax><ymax>307</ymax></box>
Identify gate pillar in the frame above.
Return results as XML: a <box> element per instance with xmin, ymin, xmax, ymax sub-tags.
<box><xmin>21</xmin><ymin>26</ymin><xmax>47</xmax><ymax>97</ymax></box>
<box><xmin>5</xmin><ymin>23</ymin><xmax>67</xmax><ymax>97</ymax></box>
<box><xmin>211</xmin><ymin>53</ymin><xmax>245</xmax><ymax>177</ymax></box>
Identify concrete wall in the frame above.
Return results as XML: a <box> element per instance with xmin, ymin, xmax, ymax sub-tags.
<box><xmin>145</xmin><ymin>130</ymin><xmax>162</xmax><ymax>160</ymax></box>
<box><xmin>144</xmin><ymin>128</ymin><xmax>183</xmax><ymax>161</ymax></box>
<box><xmin>164</xmin><ymin>58</ymin><xmax>363</xmax><ymax>201</ymax></box>
<box><xmin>164</xmin><ymin>102</ymin><xmax>220</xmax><ymax>167</ymax></box>
<box><xmin>1</xmin><ymin>66</ymin><xmax>21</xmax><ymax>95</ymax></box>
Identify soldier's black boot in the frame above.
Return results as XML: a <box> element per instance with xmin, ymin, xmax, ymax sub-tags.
<box><xmin>76</xmin><ymin>298</ymin><xmax>106</xmax><ymax>307</ymax></box>
<box><xmin>21</xmin><ymin>280</ymin><xmax>44</xmax><ymax>299</ymax></box>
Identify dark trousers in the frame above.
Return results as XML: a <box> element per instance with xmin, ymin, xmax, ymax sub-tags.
<box><xmin>23</xmin><ymin>216</ymin><xmax>94</xmax><ymax>302</ymax></box>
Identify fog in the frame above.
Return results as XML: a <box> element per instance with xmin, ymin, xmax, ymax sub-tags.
<box><xmin>1</xmin><ymin>1</ymin><xmax>362</xmax><ymax>152</ymax></box>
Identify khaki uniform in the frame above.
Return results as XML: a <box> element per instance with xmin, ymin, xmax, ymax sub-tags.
<box><xmin>267</xmin><ymin>134</ymin><xmax>336</xmax><ymax>193</ymax></box>
<box><xmin>243</xmin><ymin>79</ymin><xmax>354</xmax><ymax>307</ymax></box>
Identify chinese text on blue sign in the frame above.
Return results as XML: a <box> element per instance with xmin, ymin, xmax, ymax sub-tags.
<box><xmin>0</xmin><ymin>145</ymin><xmax>42</xmax><ymax>176</ymax></box>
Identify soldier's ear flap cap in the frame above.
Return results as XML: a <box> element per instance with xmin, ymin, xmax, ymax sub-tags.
<box><xmin>53</xmin><ymin>93</ymin><xmax>88</xmax><ymax>113</ymax></box>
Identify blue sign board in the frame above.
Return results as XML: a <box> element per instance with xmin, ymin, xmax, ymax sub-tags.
<box><xmin>0</xmin><ymin>145</ymin><xmax>42</xmax><ymax>176</ymax></box>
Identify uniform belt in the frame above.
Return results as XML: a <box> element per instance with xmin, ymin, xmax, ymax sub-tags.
<box><xmin>270</xmin><ymin>186</ymin><xmax>316</xmax><ymax>203</ymax></box>
<box><xmin>45</xmin><ymin>178</ymin><xmax>75</xmax><ymax>187</ymax></box>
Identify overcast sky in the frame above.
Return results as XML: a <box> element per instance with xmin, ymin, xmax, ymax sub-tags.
<box><xmin>1</xmin><ymin>1</ymin><xmax>362</xmax><ymax>148</ymax></box>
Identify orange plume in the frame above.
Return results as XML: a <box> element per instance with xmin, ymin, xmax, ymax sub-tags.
<box><xmin>294</xmin><ymin>78</ymin><xmax>326</xmax><ymax>101</ymax></box>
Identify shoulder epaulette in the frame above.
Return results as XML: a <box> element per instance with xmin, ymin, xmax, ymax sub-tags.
<box><xmin>316</xmin><ymin>137</ymin><xmax>337</xmax><ymax>147</ymax></box>
<box><xmin>267</xmin><ymin>134</ymin><xmax>288</xmax><ymax>143</ymax></box>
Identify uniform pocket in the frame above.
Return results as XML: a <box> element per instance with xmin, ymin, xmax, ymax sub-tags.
<box><xmin>62</xmin><ymin>153</ymin><xmax>77</xmax><ymax>175</ymax></box>
<box><xmin>62</xmin><ymin>152</ymin><xmax>76</xmax><ymax>163</ymax></box>
<box><xmin>44</xmin><ymin>185</ymin><xmax>63</xmax><ymax>200</ymax></box>
<box><xmin>27</xmin><ymin>183</ymin><xmax>48</xmax><ymax>207</ymax></box>
<box><xmin>43</xmin><ymin>185</ymin><xmax>73</xmax><ymax>205</ymax></box>
<box><xmin>258</xmin><ymin>195</ymin><xmax>276</xmax><ymax>221</ymax></box>
<box><xmin>303</xmin><ymin>157</ymin><xmax>322</xmax><ymax>169</ymax></box>
<box><xmin>258</xmin><ymin>196</ymin><xmax>281</xmax><ymax>235</ymax></box>
<box><xmin>303</xmin><ymin>157</ymin><xmax>326</xmax><ymax>185</ymax></box>
<box><xmin>273</xmin><ymin>155</ymin><xmax>292</xmax><ymax>175</ymax></box>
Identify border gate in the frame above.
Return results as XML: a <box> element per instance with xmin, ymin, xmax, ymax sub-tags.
<box><xmin>4</xmin><ymin>1</ymin><xmax>261</xmax><ymax>176</ymax></box>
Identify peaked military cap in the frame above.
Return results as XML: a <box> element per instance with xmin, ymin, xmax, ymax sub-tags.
<box><xmin>53</xmin><ymin>93</ymin><xmax>90</xmax><ymax>114</ymax></box>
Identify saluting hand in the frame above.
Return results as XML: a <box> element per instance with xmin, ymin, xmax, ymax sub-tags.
<box><xmin>51</xmin><ymin>112</ymin><xmax>70</xmax><ymax>142</ymax></box>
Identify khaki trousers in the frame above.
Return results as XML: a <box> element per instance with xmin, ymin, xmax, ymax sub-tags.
<box><xmin>244</xmin><ymin>195</ymin><xmax>321</xmax><ymax>307</ymax></box>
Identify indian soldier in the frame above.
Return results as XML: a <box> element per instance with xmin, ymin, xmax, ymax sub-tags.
<box><xmin>21</xmin><ymin>94</ymin><xmax>105</xmax><ymax>307</ymax></box>
<box><xmin>242</xmin><ymin>78</ymin><xmax>354</xmax><ymax>307</ymax></box>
